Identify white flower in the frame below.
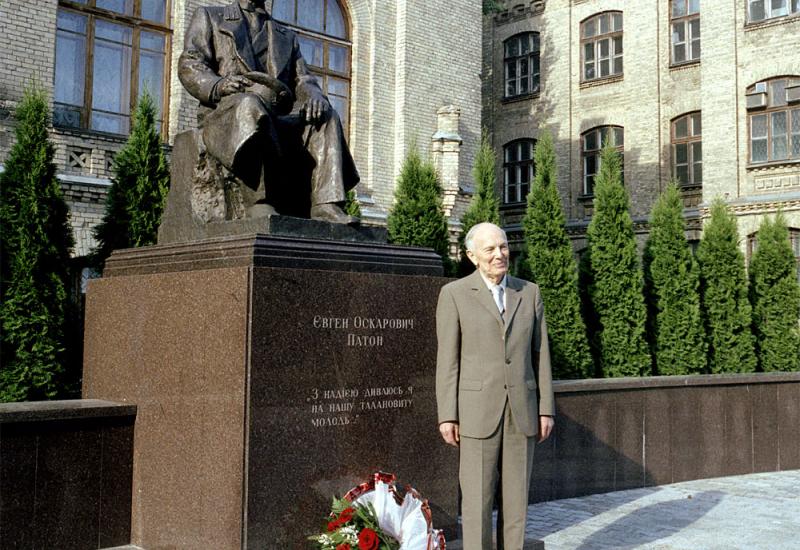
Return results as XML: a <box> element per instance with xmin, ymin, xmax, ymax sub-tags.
<box><xmin>340</xmin><ymin>525</ymin><xmax>359</xmax><ymax>543</ymax></box>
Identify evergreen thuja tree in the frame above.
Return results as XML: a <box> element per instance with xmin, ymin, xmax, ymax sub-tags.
<box><xmin>749</xmin><ymin>213</ymin><xmax>800</xmax><ymax>372</ymax></box>
<box><xmin>696</xmin><ymin>198</ymin><xmax>756</xmax><ymax>373</ymax></box>
<box><xmin>344</xmin><ymin>189</ymin><xmax>362</xmax><ymax>218</ymax></box>
<box><xmin>586</xmin><ymin>143</ymin><xmax>651</xmax><ymax>377</ymax></box>
<box><xmin>458</xmin><ymin>131</ymin><xmax>500</xmax><ymax>275</ymax></box>
<box><xmin>387</xmin><ymin>146</ymin><xmax>452</xmax><ymax>270</ymax></box>
<box><xmin>0</xmin><ymin>87</ymin><xmax>75</xmax><ymax>402</ymax></box>
<box><xmin>643</xmin><ymin>183</ymin><xmax>706</xmax><ymax>375</ymax></box>
<box><xmin>93</xmin><ymin>90</ymin><xmax>169</xmax><ymax>269</ymax></box>
<box><xmin>522</xmin><ymin>131</ymin><xmax>592</xmax><ymax>379</ymax></box>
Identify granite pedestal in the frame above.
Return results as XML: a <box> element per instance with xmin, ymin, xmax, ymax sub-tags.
<box><xmin>82</xmin><ymin>235</ymin><xmax>457</xmax><ymax>549</ymax></box>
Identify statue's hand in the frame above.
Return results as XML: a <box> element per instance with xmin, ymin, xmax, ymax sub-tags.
<box><xmin>302</xmin><ymin>93</ymin><xmax>330</xmax><ymax>123</ymax></box>
<box><xmin>217</xmin><ymin>75</ymin><xmax>252</xmax><ymax>98</ymax></box>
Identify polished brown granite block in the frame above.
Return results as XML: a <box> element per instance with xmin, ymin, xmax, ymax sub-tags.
<box><xmin>83</xmin><ymin>240</ymin><xmax>455</xmax><ymax>549</ymax></box>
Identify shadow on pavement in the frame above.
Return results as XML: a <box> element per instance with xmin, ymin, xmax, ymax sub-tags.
<box><xmin>574</xmin><ymin>490</ymin><xmax>725</xmax><ymax>549</ymax></box>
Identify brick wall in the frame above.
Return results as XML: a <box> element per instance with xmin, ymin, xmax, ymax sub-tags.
<box><xmin>484</xmin><ymin>0</ymin><xmax>800</xmax><ymax>252</ymax></box>
<box><xmin>1</xmin><ymin>0</ymin><xmax>483</xmax><ymax>254</ymax></box>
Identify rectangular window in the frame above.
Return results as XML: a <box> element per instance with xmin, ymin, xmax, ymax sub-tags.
<box><xmin>581</xmin><ymin>13</ymin><xmax>623</xmax><ymax>82</ymax></box>
<box><xmin>53</xmin><ymin>2</ymin><xmax>170</xmax><ymax>136</ymax></box>
<box><xmin>671</xmin><ymin>0</ymin><xmax>700</xmax><ymax>64</ymax></box>
<box><xmin>751</xmin><ymin>114</ymin><xmax>769</xmax><ymax>162</ymax></box>
<box><xmin>503</xmin><ymin>140</ymin><xmax>535</xmax><ymax>203</ymax></box>
<box><xmin>504</xmin><ymin>33</ymin><xmax>541</xmax><ymax>98</ymax></box>
<box><xmin>749</xmin><ymin>0</ymin><xmax>800</xmax><ymax>21</ymax></box>
<box><xmin>672</xmin><ymin>113</ymin><xmax>702</xmax><ymax>186</ymax></box>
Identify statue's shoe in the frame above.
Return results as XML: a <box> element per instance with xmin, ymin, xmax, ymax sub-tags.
<box><xmin>311</xmin><ymin>203</ymin><xmax>360</xmax><ymax>225</ymax></box>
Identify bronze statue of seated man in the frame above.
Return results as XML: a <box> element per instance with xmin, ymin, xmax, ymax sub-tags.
<box><xmin>178</xmin><ymin>0</ymin><xmax>359</xmax><ymax>224</ymax></box>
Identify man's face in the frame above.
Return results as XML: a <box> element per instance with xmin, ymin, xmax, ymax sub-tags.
<box><xmin>467</xmin><ymin>225</ymin><xmax>509</xmax><ymax>283</ymax></box>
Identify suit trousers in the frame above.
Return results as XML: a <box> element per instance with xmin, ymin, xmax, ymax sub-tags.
<box><xmin>460</xmin><ymin>399</ymin><xmax>535</xmax><ymax>550</ymax></box>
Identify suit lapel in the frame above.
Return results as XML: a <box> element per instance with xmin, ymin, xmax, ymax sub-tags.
<box><xmin>504</xmin><ymin>277</ymin><xmax>523</xmax><ymax>335</ymax></box>
<box><xmin>468</xmin><ymin>271</ymin><xmax>504</xmax><ymax>330</ymax></box>
<box><xmin>219</xmin><ymin>3</ymin><xmax>258</xmax><ymax>72</ymax></box>
<box><xmin>266</xmin><ymin>19</ymin><xmax>292</xmax><ymax>79</ymax></box>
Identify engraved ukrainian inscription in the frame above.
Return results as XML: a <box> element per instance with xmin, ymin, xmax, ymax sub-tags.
<box><xmin>307</xmin><ymin>314</ymin><xmax>418</xmax><ymax>428</ymax></box>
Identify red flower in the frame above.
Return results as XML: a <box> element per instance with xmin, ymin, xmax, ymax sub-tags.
<box><xmin>339</xmin><ymin>507</ymin><xmax>355</xmax><ymax>524</ymax></box>
<box><xmin>327</xmin><ymin>519</ymin><xmax>339</xmax><ymax>532</ymax></box>
<box><xmin>358</xmin><ymin>528</ymin><xmax>379</xmax><ymax>550</ymax></box>
<box><xmin>336</xmin><ymin>545</ymin><xmax>350</xmax><ymax>550</ymax></box>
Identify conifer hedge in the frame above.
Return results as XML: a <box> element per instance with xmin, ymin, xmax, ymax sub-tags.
<box><xmin>458</xmin><ymin>132</ymin><xmax>500</xmax><ymax>275</ymax></box>
<box><xmin>643</xmin><ymin>183</ymin><xmax>706</xmax><ymax>375</ymax></box>
<box><xmin>387</xmin><ymin>146</ymin><xmax>452</xmax><ymax>272</ymax></box>
<box><xmin>585</xmin><ymin>143</ymin><xmax>651</xmax><ymax>377</ymax></box>
<box><xmin>93</xmin><ymin>91</ymin><xmax>169</xmax><ymax>269</ymax></box>
<box><xmin>522</xmin><ymin>132</ymin><xmax>593</xmax><ymax>379</ymax></box>
<box><xmin>749</xmin><ymin>213</ymin><xmax>800</xmax><ymax>372</ymax></box>
<box><xmin>697</xmin><ymin>199</ymin><xmax>757</xmax><ymax>373</ymax></box>
<box><xmin>0</xmin><ymin>87</ymin><xmax>75</xmax><ymax>402</ymax></box>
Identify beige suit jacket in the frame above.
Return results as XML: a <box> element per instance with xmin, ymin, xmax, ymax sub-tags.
<box><xmin>436</xmin><ymin>270</ymin><xmax>555</xmax><ymax>439</ymax></box>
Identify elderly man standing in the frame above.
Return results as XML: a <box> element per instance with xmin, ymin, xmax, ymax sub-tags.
<box><xmin>436</xmin><ymin>222</ymin><xmax>555</xmax><ymax>549</ymax></box>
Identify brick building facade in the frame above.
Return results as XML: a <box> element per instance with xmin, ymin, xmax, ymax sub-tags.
<box><xmin>483</xmin><ymin>0</ymin><xmax>800</xmax><ymax>273</ymax></box>
<box><xmin>0</xmin><ymin>0</ymin><xmax>481</xmax><ymax>271</ymax></box>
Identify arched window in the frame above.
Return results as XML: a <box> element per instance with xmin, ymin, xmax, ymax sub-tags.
<box><xmin>273</xmin><ymin>0</ymin><xmax>352</xmax><ymax>131</ymax></box>
<box><xmin>504</xmin><ymin>32</ymin><xmax>541</xmax><ymax>98</ymax></box>
<box><xmin>581</xmin><ymin>12</ymin><xmax>623</xmax><ymax>82</ymax></box>
<box><xmin>746</xmin><ymin>76</ymin><xmax>800</xmax><ymax>164</ymax></box>
<box><xmin>582</xmin><ymin>126</ymin><xmax>623</xmax><ymax>195</ymax></box>
<box><xmin>503</xmin><ymin>139</ymin><xmax>536</xmax><ymax>204</ymax></box>
<box><xmin>672</xmin><ymin>112</ymin><xmax>702</xmax><ymax>186</ymax></box>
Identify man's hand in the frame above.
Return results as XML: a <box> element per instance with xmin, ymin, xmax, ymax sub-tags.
<box><xmin>217</xmin><ymin>75</ymin><xmax>252</xmax><ymax>97</ymax></box>
<box><xmin>439</xmin><ymin>422</ymin><xmax>460</xmax><ymax>447</ymax></box>
<box><xmin>538</xmin><ymin>415</ymin><xmax>554</xmax><ymax>443</ymax></box>
<box><xmin>302</xmin><ymin>93</ymin><xmax>330</xmax><ymax>123</ymax></box>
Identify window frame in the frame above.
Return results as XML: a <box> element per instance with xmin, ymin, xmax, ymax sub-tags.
<box><xmin>746</xmin><ymin>76</ymin><xmax>800</xmax><ymax>165</ymax></box>
<box><xmin>747</xmin><ymin>0</ymin><xmax>800</xmax><ymax>24</ymax></box>
<box><xmin>580</xmin><ymin>11</ymin><xmax>623</xmax><ymax>83</ymax></box>
<box><xmin>670</xmin><ymin>0</ymin><xmax>700</xmax><ymax>65</ymax></box>
<box><xmin>582</xmin><ymin>126</ymin><xmax>624</xmax><ymax>196</ymax></box>
<box><xmin>503</xmin><ymin>32</ymin><xmax>541</xmax><ymax>99</ymax></box>
<box><xmin>503</xmin><ymin>139</ymin><xmax>536</xmax><ymax>204</ymax></box>
<box><xmin>671</xmin><ymin>112</ymin><xmax>702</xmax><ymax>186</ymax></box>
<box><xmin>54</xmin><ymin>0</ymin><xmax>172</xmax><ymax>138</ymax></box>
<box><xmin>273</xmin><ymin>0</ymin><xmax>352</xmax><ymax>133</ymax></box>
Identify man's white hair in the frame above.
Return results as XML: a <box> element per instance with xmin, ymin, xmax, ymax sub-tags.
<box><xmin>465</xmin><ymin>222</ymin><xmax>507</xmax><ymax>252</ymax></box>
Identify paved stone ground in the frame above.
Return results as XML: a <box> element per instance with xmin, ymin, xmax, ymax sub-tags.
<box><xmin>522</xmin><ymin>470</ymin><xmax>800</xmax><ymax>550</ymax></box>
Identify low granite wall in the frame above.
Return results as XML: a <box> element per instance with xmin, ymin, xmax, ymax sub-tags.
<box><xmin>530</xmin><ymin>372</ymin><xmax>800</xmax><ymax>503</ymax></box>
<box><xmin>0</xmin><ymin>399</ymin><xmax>136</xmax><ymax>549</ymax></box>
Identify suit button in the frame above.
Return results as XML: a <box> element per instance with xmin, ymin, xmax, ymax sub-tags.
<box><xmin>504</xmin><ymin>385</ymin><xmax>507</xmax><ymax>389</ymax></box>
<box><xmin>505</xmin><ymin>359</ymin><xmax>511</xmax><ymax>365</ymax></box>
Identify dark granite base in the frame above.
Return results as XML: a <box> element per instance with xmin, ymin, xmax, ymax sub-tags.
<box><xmin>531</xmin><ymin>373</ymin><xmax>800</xmax><ymax>503</ymax></box>
<box><xmin>83</xmin><ymin>242</ymin><xmax>457</xmax><ymax>549</ymax></box>
<box><xmin>0</xmin><ymin>400</ymin><xmax>135</xmax><ymax>550</ymax></box>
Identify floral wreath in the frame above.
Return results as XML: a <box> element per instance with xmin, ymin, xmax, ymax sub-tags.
<box><xmin>309</xmin><ymin>472</ymin><xmax>446</xmax><ymax>550</ymax></box>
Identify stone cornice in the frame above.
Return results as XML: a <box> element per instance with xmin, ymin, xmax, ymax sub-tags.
<box><xmin>493</xmin><ymin>1</ymin><xmax>546</xmax><ymax>25</ymax></box>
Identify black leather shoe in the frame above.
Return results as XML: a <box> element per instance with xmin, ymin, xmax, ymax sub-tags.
<box><xmin>310</xmin><ymin>203</ymin><xmax>360</xmax><ymax>225</ymax></box>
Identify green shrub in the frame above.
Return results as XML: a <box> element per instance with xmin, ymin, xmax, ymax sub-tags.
<box><xmin>387</xmin><ymin>146</ymin><xmax>452</xmax><ymax>273</ymax></box>
<box><xmin>458</xmin><ymin>131</ymin><xmax>500</xmax><ymax>276</ymax></box>
<box><xmin>92</xmin><ymin>90</ymin><xmax>169</xmax><ymax>270</ymax></box>
<box><xmin>696</xmin><ymin>198</ymin><xmax>756</xmax><ymax>373</ymax></box>
<box><xmin>0</xmin><ymin>87</ymin><xmax>75</xmax><ymax>402</ymax></box>
<box><xmin>643</xmin><ymin>183</ymin><xmax>706</xmax><ymax>375</ymax></box>
<box><xmin>749</xmin><ymin>213</ymin><xmax>800</xmax><ymax>372</ymax></box>
<box><xmin>585</xmin><ymin>143</ymin><xmax>651</xmax><ymax>377</ymax></box>
<box><xmin>522</xmin><ymin>131</ymin><xmax>593</xmax><ymax>379</ymax></box>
